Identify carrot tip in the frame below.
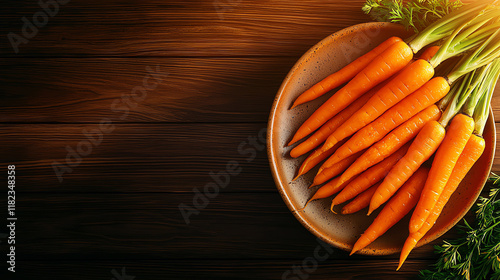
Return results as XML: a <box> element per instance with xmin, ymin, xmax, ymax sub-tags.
<box><xmin>297</xmin><ymin>199</ymin><xmax>313</xmax><ymax>212</ymax></box>
<box><xmin>330</xmin><ymin>203</ymin><xmax>337</xmax><ymax>214</ymax></box>
<box><xmin>316</xmin><ymin>166</ymin><xmax>325</xmax><ymax>176</ymax></box>
<box><xmin>350</xmin><ymin>244</ymin><xmax>360</xmax><ymax>255</ymax></box>
<box><xmin>292</xmin><ymin>174</ymin><xmax>301</xmax><ymax>181</ymax></box>
<box><xmin>367</xmin><ymin>203</ymin><xmax>379</xmax><ymax>216</ymax></box>
<box><xmin>287</xmin><ymin>136</ymin><xmax>300</xmax><ymax>147</ymax></box>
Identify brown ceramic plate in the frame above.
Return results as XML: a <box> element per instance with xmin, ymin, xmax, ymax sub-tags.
<box><xmin>267</xmin><ymin>22</ymin><xmax>496</xmax><ymax>255</ymax></box>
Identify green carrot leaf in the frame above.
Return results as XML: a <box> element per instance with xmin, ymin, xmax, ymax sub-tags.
<box><xmin>419</xmin><ymin>174</ymin><xmax>500</xmax><ymax>280</ymax></box>
<box><xmin>363</xmin><ymin>0</ymin><xmax>463</xmax><ymax>32</ymax></box>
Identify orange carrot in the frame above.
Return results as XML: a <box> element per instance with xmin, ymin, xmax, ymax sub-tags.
<box><xmin>317</xmin><ymin>59</ymin><xmax>434</xmax><ymax>153</ymax></box>
<box><xmin>320</xmin><ymin>177</ymin><xmax>352</xmax><ymax>198</ymax></box>
<box><xmin>350</xmin><ymin>166</ymin><xmax>429</xmax><ymax>255</ymax></box>
<box><xmin>368</xmin><ymin>120</ymin><xmax>446</xmax><ymax>215</ymax></box>
<box><xmin>290</xmin><ymin>83</ymin><xmax>378</xmax><ymax>157</ymax></box>
<box><xmin>290</xmin><ymin>37</ymin><xmax>403</xmax><ymax>109</ymax></box>
<box><xmin>313</xmin><ymin>47</ymin><xmax>440</xmax><ymax>172</ymax></box>
<box><xmin>398</xmin><ymin>134</ymin><xmax>485</xmax><ymax>270</ymax></box>
<box><xmin>312</xmin><ymin>151</ymin><xmax>363</xmax><ymax>187</ymax></box>
<box><xmin>330</xmin><ymin>143</ymin><xmax>410</xmax><ymax>209</ymax></box>
<box><xmin>300</xmin><ymin>177</ymin><xmax>348</xmax><ymax>211</ymax></box>
<box><xmin>409</xmin><ymin>113</ymin><xmax>475</xmax><ymax>233</ymax></box>
<box><xmin>341</xmin><ymin>183</ymin><xmax>379</xmax><ymax>215</ymax></box>
<box><xmin>335</xmin><ymin>105</ymin><xmax>441</xmax><ymax>188</ymax></box>
<box><xmin>293</xmin><ymin>139</ymin><xmax>346</xmax><ymax>181</ymax></box>
<box><xmin>287</xmin><ymin>41</ymin><xmax>414</xmax><ymax>145</ymax></box>
<box><xmin>320</xmin><ymin>77</ymin><xmax>449</xmax><ymax>173</ymax></box>
<box><xmin>293</xmin><ymin>72</ymin><xmax>399</xmax><ymax>174</ymax></box>
<box><xmin>419</xmin><ymin>45</ymin><xmax>441</xmax><ymax>62</ymax></box>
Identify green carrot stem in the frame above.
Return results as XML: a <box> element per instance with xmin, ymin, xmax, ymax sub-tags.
<box><xmin>429</xmin><ymin>12</ymin><xmax>500</xmax><ymax>67</ymax></box>
<box><xmin>437</xmin><ymin>76</ymin><xmax>464</xmax><ymax>112</ymax></box>
<box><xmin>472</xmin><ymin>59</ymin><xmax>500</xmax><ymax>135</ymax></box>
<box><xmin>447</xmin><ymin>26</ymin><xmax>500</xmax><ymax>83</ymax></box>
<box><xmin>439</xmin><ymin>69</ymin><xmax>477</xmax><ymax>126</ymax></box>
<box><xmin>464</xmin><ymin>62</ymin><xmax>497</xmax><ymax>116</ymax></box>
<box><xmin>437</xmin><ymin>55</ymin><xmax>468</xmax><ymax>111</ymax></box>
<box><xmin>408</xmin><ymin>0</ymin><xmax>497</xmax><ymax>53</ymax></box>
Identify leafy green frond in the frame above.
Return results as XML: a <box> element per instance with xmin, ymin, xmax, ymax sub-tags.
<box><xmin>419</xmin><ymin>174</ymin><xmax>500</xmax><ymax>280</ymax></box>
<box><xmin>363</xmin><ymin>0</ymin><xmax>463</xmax><ymax>32</ymax></box>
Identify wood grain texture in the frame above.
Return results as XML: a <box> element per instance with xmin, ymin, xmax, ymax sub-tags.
<box><xmin>0</xmin><ymin>57</ymin><xmax>292</xmax><ymax>123</ymax></box>
<box><xmin>0</xmin><ymin>0</ymin><xmax>368</xmax><ymax>57</ymax></box>
<box><xmin>1</xmin><ymin>192</ymin><xmax>457</xmax><ymax>261</ymax></box>
<box><xmin>1</xmin><ymin>57</ymin><xmax>499</xmax><ymax>123</ymax></box>
<box><xmin>11</xmin><ymin>259</ymin><xmax>431</xmax><ymax>280</ymax></box>
<box><xmin>0</xmin><ymin>123</ymin><xmax>271</xmax><ymax>192</ymax></box>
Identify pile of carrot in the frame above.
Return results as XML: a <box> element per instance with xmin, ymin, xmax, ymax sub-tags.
<box><xmin>285</xmin><ymin>0</ymin><xmax>500</xmax><ymax>270</ymax></box>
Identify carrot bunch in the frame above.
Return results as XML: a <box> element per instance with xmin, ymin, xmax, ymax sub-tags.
<box><xmin>398</xmin><ymin>58</ymin><xmax>500</xmax><ymax>269</ymax></box>
<box><xmin>284</xmin><ymin>0</ymin><xmax>500</xmax><ymax>268</ymax></box>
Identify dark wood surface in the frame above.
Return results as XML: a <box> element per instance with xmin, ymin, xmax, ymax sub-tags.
<box><xmin>1</xmin><ymin>1</ymin><xmax>499</xmax><ymax>279</ymax></box>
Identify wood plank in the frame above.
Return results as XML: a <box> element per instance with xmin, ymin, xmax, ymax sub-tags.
<box><xmin>0</xmin><ymin>57</ymin><xmax>293</xmax><ymax>123</ymax></box>
<box><xmin>1</xmin><ymin>123</ymin><xmax>500</xmax><ymax>193</ymax></box>
<box><xmin>2</xmin><ymin>57</ymin><xmax>500</xmax><ymax>123</ymax></box>
<box><xmin>0</xmin><ymin>123</ymin><xmax>272</xmax><ymax>192</ymax></box>
<box><xmin>0</xmin><ymin>0</ymin><xmax>368</xmax><ymax>57</ymax></box>
<box><xmin>10</xmin><ymin>259</ymin><xmax>433</xmax><ymax>280</ymax></box>
<box><xmin>2</xmin><ymin>192</ymin><xmax>453</xmax><ymax>261</ymax></box>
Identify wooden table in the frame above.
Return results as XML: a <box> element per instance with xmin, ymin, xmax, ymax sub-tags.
<box><xmin>1</xmin><ymin>1</ymin><xmax>499</xmax><ymax>279</ymax></box>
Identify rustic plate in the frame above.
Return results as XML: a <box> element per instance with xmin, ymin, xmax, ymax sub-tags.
<box><xmin>267</xmin><ymin>22</ymin><xmax>496</xmax><ymax>255</ymax></box>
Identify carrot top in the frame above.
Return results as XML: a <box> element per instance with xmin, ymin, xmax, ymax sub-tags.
<box><xmin>447</xmin><ymin>21</ymin><xmax>500</xmax><ymax>83</ymax></box>
<box><xmin>470</xmin><ymin>59</ymin><xmax>500</xmax><ymax>135</ymax></box>
<box><xmin>407</xmin><ymin>0</ymin><xmax>498</xmax><ymax>53</ymax></box>
<box><xmin>405</xmin><ymin>1</ymin><xmax>500</xmax><ymax>76</ymax></box>
<box><xmin>440</xmin><ymin>58</ymin><xmax>500</xmax><ymax>131</ymax></box>
<box><xmin>428</xmin><ymin>8</ymin><xmax>500</xmax><ymax>68</ymax></box>
<box><xmin>438</xmin><ymin>65</ymin><xmax>488</xmax><ymax>126</ymax></box>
